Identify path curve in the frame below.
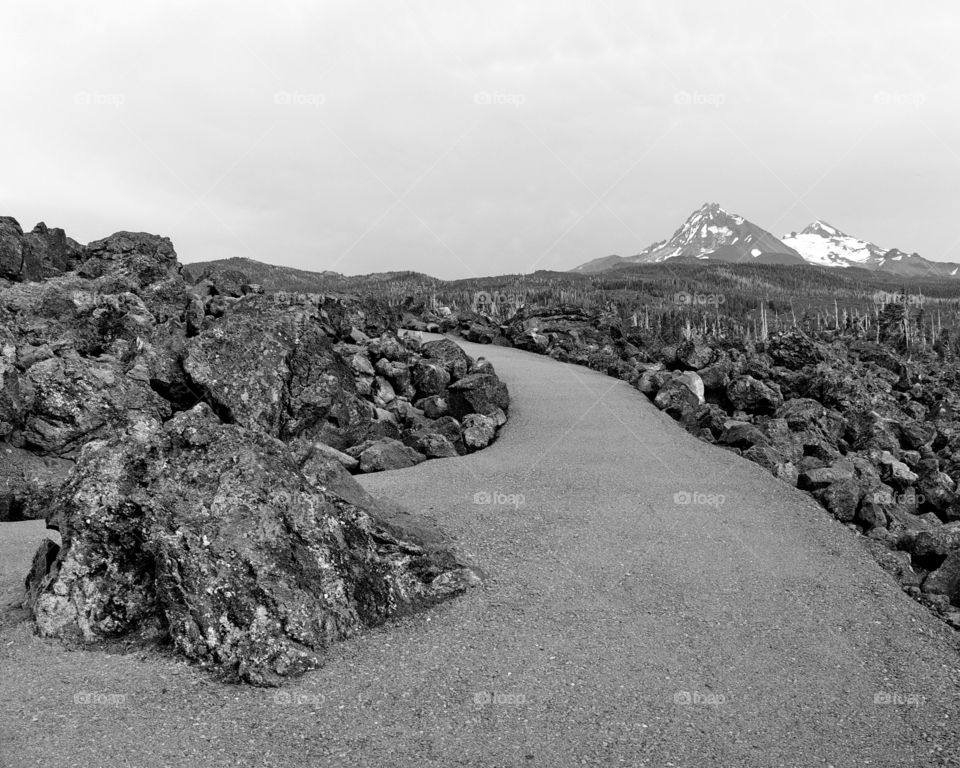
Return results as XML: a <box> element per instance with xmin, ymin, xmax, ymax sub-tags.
<box><xmin>2</xmin><ymin>338</ymin><xmax>959</xmax><ymax>767</ymax></box>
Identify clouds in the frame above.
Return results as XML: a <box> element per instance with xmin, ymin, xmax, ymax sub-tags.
<box><xmin>2</xmin><ymin>0</ymin><xmax>959</xmax><ymax>278</ymax></box>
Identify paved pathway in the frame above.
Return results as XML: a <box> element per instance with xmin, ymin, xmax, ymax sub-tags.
<box><xmin>1</xmin><ymin>339</ymin><xmax>959</xmax><ymax>766</ymax></box>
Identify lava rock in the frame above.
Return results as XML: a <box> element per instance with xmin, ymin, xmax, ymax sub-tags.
<box><xmin>415</xmin><ymin>395</ymin><xmax>449</xmax><ymax>419</ymax></box>
<box><xmin>726</xmin><ymin>375</ymin><xmax>783</xmax><ymax>415</ymax></box>
<box><xmin>813</xmin><ymin>478</ymin><xmax>861</xmax><ymax>523</ymax></box>
<box><xmin>923</xmin><ymin>551</ymin><xmax>960</xmax><ymax>601</ymax></box>
<box><xmin>462</xmin><ymin>413</ymin><xmax>497</xmax><ymax>451</ymax></box>
<box><xmin>420</xmin><ymin>339</ymin><xmax>471</xmax><ymax>381</ymax></box>
<box><xmin>654</xmin><ymin>374</ymin><xmax>704</xmax><ymax>419</ymax></box>
<box><xmin>799</xmin><ymin>464</ymin><xmax>855</xmax><ymax>490</ymax></box>
<box><xmin>447</xmin><ymin>373</ymin><xmax>509</xmax><ymax>419</ymax></box>
<box><xmin>357</xmin><ymin>439</ymin><xmax>426</xmax><ymax>473</ymax></box>
<box><xmin>675</xmin><ymin>339</ymin><xmax>714</xmax><ymax>370</ymax></box>
<box><xmin>23</xmin><ymin>405</ymin><xmax>475</xmax><ymax>685</ymax></box>
<box><xmin>0</xmin><ymin>445</ymin><xmax>73</xmax><ymax>523</ymax></box>
<box><xmin>413</xmin><ymin>360</ymin><xmax>450</xmax><ymax>397</ymax></box>
<box><xmin>719</xmin><ymin>420</ymin><xmax>767</xmax><ymax>449</ymax></box>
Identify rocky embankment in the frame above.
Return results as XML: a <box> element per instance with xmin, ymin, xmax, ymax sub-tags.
<box><xmin>451</xmin><ymin>304</ymin><xmax>960</xmax><ymax>629</ymax></box>
<box><xmin>0</xmin><ymin>218</ymin><xmax>508</xmax><ymax>684</ymax></box>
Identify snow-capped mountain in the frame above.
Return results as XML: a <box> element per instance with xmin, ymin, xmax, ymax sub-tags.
<box><xmin>572</xmin><ymin>204</ymin><xmax>960</xmax><ymax>277</ymax></box>
<box><xmin>572</xmin><ymin>203</ymin><xmax>805</xmax><ymax>273</ymax></box>
<box><xmin>781</xmin><ymin>221</ymin><xmax>885</xmax><ymax>268</ymax></box>
<box><xmin>783</xmin><ymin>221</ymin><xmax>960</xmax><ymax>278</ymax></box>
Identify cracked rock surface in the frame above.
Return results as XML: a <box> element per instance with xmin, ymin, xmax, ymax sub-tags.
<box><xmin>0</xmin><ymin>216</ymin><xmax>502</xmax><ymax>682</ymax></box>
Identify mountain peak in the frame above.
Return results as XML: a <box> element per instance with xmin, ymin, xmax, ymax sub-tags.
<box><xmin>801</xmin><ymin>220</ymin><xmax>847</xmax><ymax>238</ymax></box>
<box><xmin>691</xmin><ymin>202</ymin><xmax>735</xmax><ymax>220</ymax></box>
<box><xmin>623</xmin><ymin>203</ymin><xmax>803</xmax><ymax>266</ymax></box>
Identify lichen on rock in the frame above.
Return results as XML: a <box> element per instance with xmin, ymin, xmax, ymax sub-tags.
<box><xmin>24</xmin><ymin>404</ymin><xmax>479</xmax><ymax>686</ymax></box>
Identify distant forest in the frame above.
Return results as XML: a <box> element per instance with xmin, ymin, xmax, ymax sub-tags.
<box><xmin>185</xmin><ymin>257</ymin><xmax>960</xmax><ymax>349</ymax></box>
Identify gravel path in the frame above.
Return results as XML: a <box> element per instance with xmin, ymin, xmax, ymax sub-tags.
<box><xmin>1</xmin><ymin>339</ymin><xmax>959</xmax><ymax>767</ymax></box>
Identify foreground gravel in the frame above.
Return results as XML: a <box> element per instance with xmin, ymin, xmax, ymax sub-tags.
<box><xmin>1</xmin><ymin>338</ymin><xmax>959</xmax><ymax>767</ymax></box>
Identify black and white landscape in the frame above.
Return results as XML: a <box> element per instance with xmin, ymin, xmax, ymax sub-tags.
<box><xmin>3</xmin><ymin>3</ymin><xmax>960</xmax><ymax>767</ymax></box>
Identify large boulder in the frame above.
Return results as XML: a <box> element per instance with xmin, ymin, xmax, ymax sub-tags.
<box><xmin>22</xmin><ymin>222</ymin><xmax>80</xmax><ymax>278</ymax></box>
<box><xmin>637</xmin><ymin>367</ymin><xmax>672</xmax><ymax>396</ymax></box>
<box><xmin>696</xmin><ymin>360</ymin><xmax>733</xmax><ymax>392</ymax></box>
<box><xmin>726</xmin><ymin>375</ymin><xmax>783</xmax><ymax>415</ymax></box>
<box><xmin>0</xmin><ymin>218</ymin><xmax>79</xmax><ymax>281</ymax></box>
<box><xmin>675</xmin><ymin>339</ymin><xmax>714</xmax><ymax>370</ymax></box>
<box><xmin>856</xmin><ymin>500</ymin><xmax>888</xmax><ymax>530</ymax></box>
<box><xmin>183</xmin><ymin>297</ymin><xmax>369</xmax><ymax>446</ymax></box>
<box><xmin>900</xmin><ymin>526</ymin><xmax>960</xmax><ymax>558</ymax></box>
<box><xmin>679</xmin><ymin>402</ymin><xmax>727</xmax><ymax>442</ymax></box>
<box><xmin>447</xmin><ymin>373</ymin><xmax>509</xmax><ymax>419</ymax></box>
<box><xmin>719</xmin><ymin>420</ymin><xmax>767</xmax><ymax>450</ymax></box>
<box><xmin>654</xmin><ymin>373</ymin><xmax>704</xmax><ymax>419</ymax></box>
<box><xmin>355</xmin><ymin>439</ymin><xmax>426</xmax><ymax>473</ymax></box>
<box><xmin>23</xmin><ymin>406</ymin><xmax>476</xmax><ymax>685</ymax></box>
<box><xmin>78</xmin><ymin>231</ymin><xmax>181</xmax><ymax>289</ymax></box>
<box><xmin>766</xmin><ymin>332</ymin><xmax>827</xmax><ymax>369</ymax></box>
<box><xmin>415</xmin><ymin>394</ymin><xmax>449</xmax><ymax>419</ymax></box>
<box><xmin>875</xmin><ymin>452</ymin><xmax>919</xmax><ymax>489</ymax></box>
<box><xmin>412</xmin><ymin>360</ymin><xmax>450</xmax><ymax>397</ymax></box>
<box><xmin>461</xmin><ymin>413</ymin><xmax>497</xmax><ymax>451</ymax></box>
<box><xmin>674</xmin><ymin>371</ymin><xmax>705</xmax><ymax>402</ymax></box>
<box><xmin>896</xmin><ymin>420</ymin><xmax>937</xmax><ymax>450</ymax></box>
<box><xmin>798</xmin><ymin>464</ymin><xmax>855</xmax><ymax>490</ymax></box>
<box><xmin>813</xmin><ymin>478</ymin><xmax>861</xmax><ymax>523</ymax></box>
<box><xmin>0</xmin><ymin>216</ymin><xmax>24</xmax><ymax>280</ymax></box>
<box><xmin>420</xmin><ymin>338</ymin><xmax>470</xmax><ymax>381</ymax></box>
<box><xmin>408</xmin><ymin>431</ymin><xmax>459</xmax><ymax>459</ymax></box>
<box><xmin>917</xmin><ymin>460</ymin><xmax>959</xmax><ymax>518</ymax></box>
<box><xmin>846</xmin><ymin>411</ymin><xmax>901</xmax><ymax>454</ymax></box>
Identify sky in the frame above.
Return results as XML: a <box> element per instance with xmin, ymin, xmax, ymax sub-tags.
<box><xmin>2</xmin><ymin>1</ymin><xmax>959</xmax><ymax>279</ymax></box>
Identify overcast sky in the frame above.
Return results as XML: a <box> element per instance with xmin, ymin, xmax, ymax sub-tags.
<box><xmin>2</xmin><ymin>1</ymin><xmax>958</xmax><ymax>279</ymax></box>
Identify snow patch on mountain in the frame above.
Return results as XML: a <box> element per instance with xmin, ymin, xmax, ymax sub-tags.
<box><xmin>629</xmin><ymin>202</ymin><xmax>803</xmax><ymax>265</ymax></box>
<box><xmin>781</xmin><ymin>221</ymin><xmax>885</xmax><ymax>268</ymax></box>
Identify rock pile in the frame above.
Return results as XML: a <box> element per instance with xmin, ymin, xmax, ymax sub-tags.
<box><xmin>0</xmin><ymin>217</ymin><xmax>505</xmax><ymax>682</ymax></box>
